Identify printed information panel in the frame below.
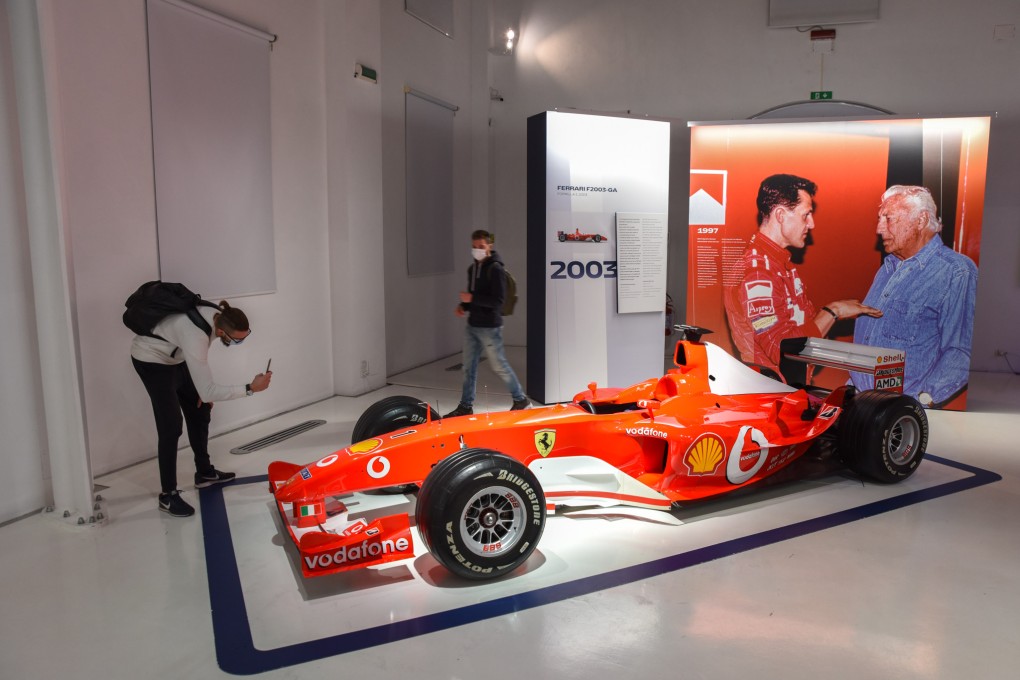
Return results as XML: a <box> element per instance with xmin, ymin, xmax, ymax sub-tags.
<box><xmin>616</xmin><ymin>212</ymin><xmax>668</xmax><ymax>314</ymax></box>
<box><xmin>528</xmin><ymin>112</ymin><xmax>670</xmax><ymax>403</ymax></box>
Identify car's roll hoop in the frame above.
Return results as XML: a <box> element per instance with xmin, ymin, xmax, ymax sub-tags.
<box><xmin>673</xmin><ymin>324</ymin><xmax>713</xmax><ymax>344</ymax></box>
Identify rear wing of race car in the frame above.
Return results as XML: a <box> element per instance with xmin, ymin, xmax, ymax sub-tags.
<box><xmin>670</xmin><ymin>325</ymin><xmax>905</xmax><ymax>392</ymax></box>
<box><xmin>779</xmin><ymin>337</ymin><xmax>905</xmax><ymax>392</ymax></box>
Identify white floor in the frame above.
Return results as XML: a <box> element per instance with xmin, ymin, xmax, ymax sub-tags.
<box><xmin>2</xmin><ymin>348</ymin><xmax>1020</xmax><ymax>679</ymax></box>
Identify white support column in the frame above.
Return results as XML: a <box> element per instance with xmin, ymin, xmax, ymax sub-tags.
<box><xmin>8</xmin><ymin>0</ymin><xmax>101</xmax><ymax>526</ymax></box>
<box><xmin>326</xmin><ymin>0</ymin><xmax>388</xmax><ymax>396</ymax></box>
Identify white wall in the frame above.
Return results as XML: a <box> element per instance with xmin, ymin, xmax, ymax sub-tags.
<box><xmin>487</xmin><ymin>0</ymin><xmax>1020</xmax><ymax>369</ymax></box>
<box><xmin>0</xmin><ymin>0</ymin><xmax>48</xmax><ymax>520</ymax></box>
<box><xmin>44</xmin><ymin>0</ymin><xmax>338</xmax><ymax>477</ymax></box>
<box><xmin>0</xmin><ymin>0</ymin><xmax>347</xmax><ymax>522</ymax></box>
<box><xmin>325</xmin><ymin>1</ymin><xmax>385</xmax><ymax>395</ymax></box>
<box><xmin>380</xmin><ymin>0</ymin><xmax>492</xmax><ymax>373</ymax></box>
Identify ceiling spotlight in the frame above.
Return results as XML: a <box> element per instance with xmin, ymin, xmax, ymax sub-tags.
<box><xmin>489</xmin><ymin>27</ymin><xmax>517</xmax><ymax>55</ymax></box>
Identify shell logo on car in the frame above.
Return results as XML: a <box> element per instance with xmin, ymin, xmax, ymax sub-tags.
<box><xmin>683</xmin><ymin>434</ymin><xmax>725</xmax><ymax>475</ymax></box>
<box><xmin>350</xmin><ymin>438</ymin><xmax>382</xmax><ymax>454</ymax></box>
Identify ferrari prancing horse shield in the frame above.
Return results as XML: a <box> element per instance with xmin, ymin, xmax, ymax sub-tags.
<box><xmin>534</xmin><ymin>429</ymin><xmax>556</xmax><ymax>457</ymax></box>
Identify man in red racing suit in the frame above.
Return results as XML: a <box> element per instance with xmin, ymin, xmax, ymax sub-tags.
<box><xmin>724</xmin><ymin>174</ymin><xmax>881</xmax><ymax>373</ymax></box>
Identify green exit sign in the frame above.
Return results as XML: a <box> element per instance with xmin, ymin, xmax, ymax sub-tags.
<box><xmin>811</xmin><ymin>91</ymin><xmax>833</xmax><ymax>100</ymax></box>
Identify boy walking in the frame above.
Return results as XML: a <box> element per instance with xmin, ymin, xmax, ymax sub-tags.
<box><xmin>444</xmin><ymin>230</ymin><xmax>529</xmax><ymax>417</ymax></box>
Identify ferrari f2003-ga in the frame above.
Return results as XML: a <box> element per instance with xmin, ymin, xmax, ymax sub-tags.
<box><xmin>268</xmin><ymin>327</ymin><xmax>926</xmax><ymax>581</ymax></box>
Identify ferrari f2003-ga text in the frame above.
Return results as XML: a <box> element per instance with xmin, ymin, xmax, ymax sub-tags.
<box><xmin>269</xmin><ymin>326</ymin><xmax>927</xmax><ymax>581</ymax></box>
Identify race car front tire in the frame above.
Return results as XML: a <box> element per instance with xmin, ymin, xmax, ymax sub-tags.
<box><xmin>416</xmin><ymin>448</ymin><xmax>546</xmax><ymax>580</ymax></box>
<box><xmin>839</xmin><ymin>390</ymin><xmax>928</xmax><ymax>483</ymax></box>
<box><xmin>352</xmin><ymin>395</ymin><xmax>439</xmax><ymax>493</ymax></box>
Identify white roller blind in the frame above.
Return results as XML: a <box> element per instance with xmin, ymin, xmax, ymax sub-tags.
<box><xmin>404</xmin><ymin>89</ymin><xmax>455</xmax><ymax>277</ymax></box>
<box><xmin>147</xmin><ymin>0</ymin><xmax>275</xmax><ymax>298</ymax></box>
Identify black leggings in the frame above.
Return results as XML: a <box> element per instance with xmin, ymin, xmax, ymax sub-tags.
<box><xmin>132</xmin><ymin>358</ymin><xmax>214</xmax><ymax>493</ymax></box>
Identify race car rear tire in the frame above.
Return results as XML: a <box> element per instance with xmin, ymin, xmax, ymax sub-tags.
<box><xmin>352</xmin><ymin>396</ymin><xmax>438</xmax><ymax>493</ymax></box>
<box><xmin>558</xmin><ymin>233</ymin><xmax>566</xmax><ymax>242</ymax></box>
<box><xmin>838</xmin><ymin>390</ymin><xmax>928</xmax><ymax>483</ymax></box>
<box><xmin>352</xmin><ymin>395</ymin><xmax>438</xmax><ymax>442</ymax></box>
<box><xmin>416</xmin><ymin>448</ymin><xmax>546</xmax><ymax>580</ymax></box>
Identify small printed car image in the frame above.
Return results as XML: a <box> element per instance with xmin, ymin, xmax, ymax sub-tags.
<box><xmin>557</xmin><ymin>228</ymin><xmax>608</xmax><ymax>243</ymax></box>
<box><xmin>269</xmin><ymin>326</ymin><xmax>927</xmax><ymax>582</ymax></box>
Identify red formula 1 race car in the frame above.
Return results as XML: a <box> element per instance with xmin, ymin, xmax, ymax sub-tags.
<box><xmin>268</xmin><ymin>326</ymin><xmax>927</xmax><ymax>581</ymax></box>
<box><xmin>557</xmin><ymin>228</ymin><xmax>608</xmax><ymax>243</ymax></box>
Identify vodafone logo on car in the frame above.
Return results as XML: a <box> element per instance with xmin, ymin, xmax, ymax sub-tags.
<box><xmin>366</xmin><ymin>455</ymin><xmax>391</xmax><ymax>479</ymax></box>
<box><xmin>726</xmin><ymin>425</ymin><xmax>773</xmax><ymax>484</ymax></box>
<box><xmin>316</xmin><ymin>454</ymin><xmax>339</xmax><ymax>468</ymax></box>
<box><xmin>303</xmin><ymin>536</ymin><xmax>411</xmax><ymax>571</ymax></box>
<box><xmin>626</xmin><ymin>426</ymin><xmax>668</xmax><ymax>439</ymax></box>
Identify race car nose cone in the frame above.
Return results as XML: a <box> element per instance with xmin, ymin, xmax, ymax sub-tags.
<box><xmin>275</xmin><ymin>482</ymin><xmax>309</xmax><ymax>503</ymax></box>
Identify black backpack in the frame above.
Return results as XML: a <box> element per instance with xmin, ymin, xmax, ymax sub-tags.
<box><xmin>123</xmin><ymin>281</ymin><xmax>218</xmax><ymax>340</ymax></box>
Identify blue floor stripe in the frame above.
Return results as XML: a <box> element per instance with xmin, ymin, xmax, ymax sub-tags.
<box><xmin>200</xmin><ymin>453</ymin><xmax>1000</xmax><ymax>675</ymax></box>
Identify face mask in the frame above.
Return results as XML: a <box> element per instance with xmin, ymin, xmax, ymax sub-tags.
<box><xmin>471</xmin><ymin>248</ymin><xmax>487</xmax><ymax>261</ymax></box>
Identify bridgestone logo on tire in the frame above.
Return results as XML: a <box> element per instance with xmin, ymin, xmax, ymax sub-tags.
<box><xmin>497</xmin><ymin>469</ymin><xmax>543</xmax><ymax>525</ymax></box>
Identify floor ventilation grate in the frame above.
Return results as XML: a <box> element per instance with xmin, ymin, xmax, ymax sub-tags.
<box><xmin>230</xmin><ymin>420</ymin><xmax>327</xmax><ymax>455</ymax></box>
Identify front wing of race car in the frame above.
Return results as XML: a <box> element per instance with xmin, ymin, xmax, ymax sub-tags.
<box><xmin>268</xmin><ymin>461</ymin><xmax>415</xmax><ymax>577</ymax></box>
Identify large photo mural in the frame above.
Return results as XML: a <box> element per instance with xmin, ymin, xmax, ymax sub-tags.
<box><xmin>687</xmin><ymin>117</ymin><xmax>990</xmax><ymax>410</ymax></box>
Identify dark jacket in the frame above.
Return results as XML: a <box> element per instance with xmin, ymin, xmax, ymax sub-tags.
<box><xmin>462</xmin><ymin>250</ymin><xmax>506</xmax><ymax>328</ymax></box>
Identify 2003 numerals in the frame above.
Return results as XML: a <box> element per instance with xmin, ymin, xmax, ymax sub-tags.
<box><xmin>550</xmin><ymin>260</ymin><xmax>618</xmax><ymax>279</ymax></box>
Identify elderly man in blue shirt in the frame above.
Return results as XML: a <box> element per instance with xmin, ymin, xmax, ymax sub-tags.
<box><xmin>850</xmin><ymin>185</ymin><xmax>978</xmax><ymax>408</ymax></box>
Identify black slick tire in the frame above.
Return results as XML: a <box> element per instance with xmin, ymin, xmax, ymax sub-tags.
<box><xmin>352</xmin><ymin>395</ymin><xmax>438</xmax><ymax>442</ymax></box>
<box><xmin>839</xmin><ymin>390</ymin><xmax>928</xmax><ymax>483</ymax></box>
<box><xmin>415</xmin><ymin>448</ymin><xmax>546</xmax><ymax>580</ymax></box>
<box><xmin>351</xmin><ymin>395</ymin><xmax>438</xmax><ymax>493</ymax></box>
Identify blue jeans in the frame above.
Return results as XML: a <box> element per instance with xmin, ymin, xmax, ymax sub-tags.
<box><xmin>459</xmin><ymin>325</ymin><xmax>525</xmax><ymax>407</ymax></box>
